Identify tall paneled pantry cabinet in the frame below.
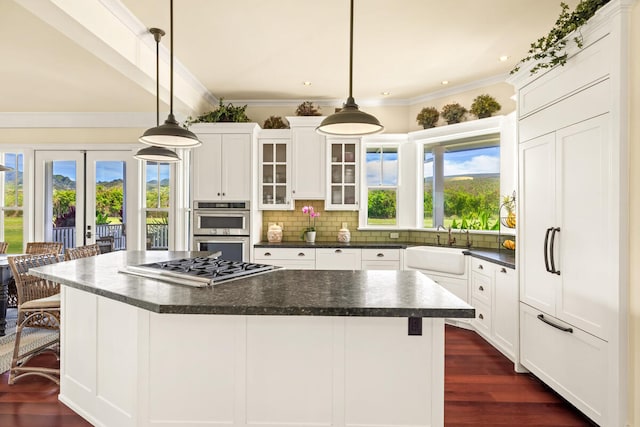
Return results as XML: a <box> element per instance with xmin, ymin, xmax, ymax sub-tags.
<box><xmin>508</xmin><ymin>1</ymin><xmax>633</xmax><ymax>425</ymax></box>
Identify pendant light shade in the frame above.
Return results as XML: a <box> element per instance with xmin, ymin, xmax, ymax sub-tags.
<box><xmin>139</xmin><ymin>0</ymin><xmax>201</xmax><ymax>148</ymax></box>
<box><xmin>0</xmin><ymin>164</ymin><xmax>13</xmax><ymax>172</ymax></box>
<box><xmin>317</xmin><ymin>0</ymin><xmax>383</xmax><ymax>136</ymax></box>
<box><xmin>134</xmin><ymin>145</ymin><xmax>181</xmax><ymax>162</ymax></box>
<box><xmin>135</xmin><ymin>27</ymin><xmax>182</xmax><ymax>162</ymax></box>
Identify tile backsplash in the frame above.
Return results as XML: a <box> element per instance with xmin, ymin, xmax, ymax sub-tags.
<box><xmin>261</xmin><ymin>200</ymin><xmax>511</xmax><ymax>250</ymax></box>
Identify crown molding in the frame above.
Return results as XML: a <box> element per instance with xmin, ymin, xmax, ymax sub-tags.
<box><xmin>227</xmin><ymin>73</ymin><xmax>509</xmax><ymax>109</ymax></box>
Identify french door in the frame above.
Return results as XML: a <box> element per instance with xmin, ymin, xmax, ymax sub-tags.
<box><xmin>34</xmin><ymin>150</ymin><xmax>139</xmax><ymax>251</ymax></box>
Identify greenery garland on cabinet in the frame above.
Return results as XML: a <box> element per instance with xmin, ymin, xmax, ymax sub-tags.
<box><xmin>511</xmin><ymin>0</ymin><xmax>610</xmax><ymax>75</ymax></box>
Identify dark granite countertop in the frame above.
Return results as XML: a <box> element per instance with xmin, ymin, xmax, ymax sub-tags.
<box><xmin>30</xmin><ymin>251</ymin><xmax>474</xmax><ymax>318</ymax></box>
<box><xmin>464</xmin><ymin>249</ymin><xmax>516</xmax><ymax>269</ymax></box>
<box><xmin>255</xmin><ymin>242</ymin><xmax>409</xmax><ymax>249</ymax></box>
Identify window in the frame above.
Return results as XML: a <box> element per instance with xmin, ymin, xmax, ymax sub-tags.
<box><xmin>365</xmin><ymin>146</ymin><xmax>398</xmax><ymax>226</ymax></box>
<box><xmin>0</xmin><ymin>153</ymin><xmax>24</xmax><ymax>253</ymax></box>
<box><xmin>423</xmin><ymin>137</ymin><xmax>500</xmax><ymax>230</ymax></box>
<box><xmin>144</xmin><ymin>162</ymin><xmax>170</xmax><ymax>250</ymax></box>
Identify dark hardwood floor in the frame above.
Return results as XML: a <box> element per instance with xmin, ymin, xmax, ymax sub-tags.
<box><xmin>0</xmin><ymin>326</ymin><xmax>593</xmax><ymax>427</ymax></box>
<box><xmin>445</xmin><ymin>325</ymin><xmax>595</xmax><ymax>426</ymax></box>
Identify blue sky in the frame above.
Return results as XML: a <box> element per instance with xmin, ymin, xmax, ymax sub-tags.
<box><xmin>52</xmin><ymin>160</ymin><xmax>170</xmax><ymax>183</ymax></box>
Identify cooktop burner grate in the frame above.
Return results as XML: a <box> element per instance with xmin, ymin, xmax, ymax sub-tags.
<box><xmin>119</xmin><ymin>256</ymin><xmax>278</xmax><ymax>287</ymax></box>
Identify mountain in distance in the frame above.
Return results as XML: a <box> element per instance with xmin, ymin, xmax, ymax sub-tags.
<box><xmin>52</xmin><ymin>175</ymin><xmax>125</xmax><ymax>190</ymax></box>
<box><xmin>146</xmin><ymin>178</ymin><xmax>170</xmax><ymax>188</ymax></box>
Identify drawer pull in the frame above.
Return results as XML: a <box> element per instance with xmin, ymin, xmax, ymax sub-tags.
<box><xmin>500</xmin><ymin>267</ymin><xmax>507</xmax><ymax>273</ymax></box>
<box><xmin>335</xmin><ymin>249</ymin><xmax>342</xmax><ymax>253</ymax></box>
<box><xmin>537</xmin><ymin>314</ymin><xmax>573</xmax><ymax>333</ymax></box>
<box><xmin>479</xmin><ymin>285</ymin><xmax>484</xmax><ymax>291</ymax></box>
<box><xmin>264</xmin><ymin>252</ymin><xmax>272</xmax><ymax>256</ymax></box>
<box><xmin>478</xmin><ymin>314</ymin><xmax>484</xmax><ymax>320</ymax></box>
<box><xmin>298</xmin><ymin>252</ymin><xmax>305</xmax><ymax>257</ymax></box>
<box><xmin>376</xmin><ymin>253</ymin><xmax>384</xmax><ymax>257</ymax></box>
<box><xmin>478</xmin><ymin>264</ymin><xmax>484</xmax><ymax>270</ymax></box>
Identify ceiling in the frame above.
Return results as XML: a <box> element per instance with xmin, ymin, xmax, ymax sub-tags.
<box><xmin>1</xmin><ymin>0</ymin><xmax>579</xmax><ymax>116</ymax></box>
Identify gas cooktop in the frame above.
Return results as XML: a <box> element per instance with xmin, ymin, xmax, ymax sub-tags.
<box><xmin>119</xmin><ymin>256</ymin><xmax>278</xmax><ymax>287</ymax></box>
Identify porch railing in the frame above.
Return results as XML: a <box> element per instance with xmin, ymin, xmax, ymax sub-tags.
<box><xmin>51</xmin><ymin>223</ymin><xmax>168</xmax><ymax>251</ymax></box>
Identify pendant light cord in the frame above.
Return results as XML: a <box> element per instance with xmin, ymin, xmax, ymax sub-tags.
<box><xmin>170</xmin><ymin>0</ymin><xmax>174</xmax><ymax>117</ymax></box>
<box><xmin>155</xmin><ymin>33</ymin><xmax>160</xmax><ymax>126</ymax></box>
<box><xmin>348</xmin><ymin>0</ymin><xmax>354</xmax><ymax>100</ymax></box>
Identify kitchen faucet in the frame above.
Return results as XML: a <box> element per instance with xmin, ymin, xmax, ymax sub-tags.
<box><xmin>447</xmin><ymin>227</ymin><xmax>456</xmax><ymax>246</ymax></box>
<box><xmin>435</xmin><ymin>225</ymin><xmax>446</xmax><ymax>246</ymax></box>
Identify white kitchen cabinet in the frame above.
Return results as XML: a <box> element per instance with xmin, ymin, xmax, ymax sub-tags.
<box><xmin>519</xmin><ymin>113</ymin><xmax>611</xmax><ymax>340</ymax></box>
<box><xmin>325</xmin><ymin>138</ymin><xmax>359</xmax><ymax>210</ymax></box>
<box><xmin>287</xmin><ymin>117</ymin><xmax>326</xmax><ymax>200</ymax></box>
<box><xmin>258</xmin><ymin>130</ymin><xmax>293</xmax><ymax>210</ymax></box>
<box><xmin>361</xmin><ymin>249</ymin><xmax>401</xmax><ymax>270</ymax></box>
<box><xmin>315</xmin><ymin>248</ymin><xmax>361</xmax><ymax>270</ymax></box>
<box><xmin>509</xmin><ymin>4</ymin><xmax>629</xmax><ymax>424</ymax></box>
<box><xmin>470</xmin><ymin>258</ymin><xmax>518</xmax><ymax>361</ymax></box>
<box><xmin>190</xmin><ymin>124</ymin><xmax>258</xmax><ymax>202</ymax></box>
<box><xmin>254</xmin><ymin>247</ymin><xmax>315</xmax><ymax>270</ymax></box>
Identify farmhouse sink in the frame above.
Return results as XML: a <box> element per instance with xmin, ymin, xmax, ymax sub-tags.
<box><xmin>405</xmin><ymin>246</ymin><xmax>467</xmax><ymax>275</ymax></box>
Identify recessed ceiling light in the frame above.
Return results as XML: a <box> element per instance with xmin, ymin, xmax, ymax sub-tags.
<box><xmin>303</xmin><ymin>81</ymin><xmax>312</xmax><ymax>86</ymax></box>
<box><xmin>499</xmin><ymin>55</ymin><xmax>509</xmax><ymax>62</ymax></box>
<box><xmin>381</xmin><ymin>91</ymin><xmax>391</xmax><ymax>96</ymax></box>
<box><xmin>441</xmin><ymin>80</ymin><xmax>449</xmax><ymax>85</ymax></box>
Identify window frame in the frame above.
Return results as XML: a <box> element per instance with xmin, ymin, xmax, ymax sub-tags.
<box><xmin>359</xmin><ymin>141</ymin><xmax>401</xmax><ymax>229</ymax></box>
<box><xmin>410</xmin><ymin>116</ymin><xmax>506</xmax><ymax>232</ymax></box>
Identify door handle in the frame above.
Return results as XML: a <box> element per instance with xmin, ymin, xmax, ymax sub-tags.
<box><xmin>537</xmin><ymin>314</ymin><xmax>572</xmax><ymax>333</ymax></box>
<box><xmin>549</xmin><ymin>227</ymin><xmax>560</xmax><ymax>275</ymax></box>
<box><xmin>543</xmin><ymin>227</ymin><xmax>553</xmax><ymax>273</ymax></box>
<box><xmin>335</xmin><ymin>249</ymin><xmax>342</xmax><ymax>253</ymax></box>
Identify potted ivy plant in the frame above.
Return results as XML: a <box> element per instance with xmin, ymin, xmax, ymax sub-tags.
<box><xmin>470</xmin><ymin>94</ymin><xmax>501</xmax><ymax>119</ymax></box>
<box><xmin>263</xmin><ymin>116</ymin><xmax>288</xmax><ymax>129</ymax></box>
<box><xmin>295</xmin><ymin>101</ymin><xmax>321</xmax><ymax>116</ymax></box>
<box><xmin>184</xmin><ymin>99</ymin><xmax>251</xmax><ymax>125</ymax></box>
<box><xmin>441</xmin><ymin>103</ymin><xmax>467</xmax><ymax>124</ymax></box>
<box><xmin>416</xmin><ymin>107</ymin><xmax>440</xmax><ymax>129</ymax></box>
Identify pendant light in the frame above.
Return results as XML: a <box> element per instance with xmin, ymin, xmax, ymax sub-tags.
<box><xmin>316</xmin><ymin>0</ymin><xmax>383</xmax><ymax>136</ymax></box>
<box><xmin>0</xmin><ymin>164</ymin><xmax>12</xmax><ymax>172</ymax></box>
<box><xmin>139</xmin><ymin>0</ymin><xmax>201</xmax><ymax>148</ymax></box>
<box><xmin>135</xmin><ymin>28</ymin><xmax>181</xmax><ymax>162</ymax></box>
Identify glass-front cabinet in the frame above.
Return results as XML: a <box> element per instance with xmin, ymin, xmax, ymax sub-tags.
<box><xmin>258</xmin><ymin>130</ymin><xmax>293</xmax><ymax>210</ymax></box>
<box><xmin>325</xmin><ymin>138</ymin><xmax>359</xmax><ymax>210</ymax></box>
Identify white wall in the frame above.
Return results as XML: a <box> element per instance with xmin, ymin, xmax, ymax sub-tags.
<box><xmin>629</xmin><ymin>2</ymin><xmax>640</xmax><ymax>425</ymax></box>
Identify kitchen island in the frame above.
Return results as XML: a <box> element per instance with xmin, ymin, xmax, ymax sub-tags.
<box><xmin>31</xmin><ymin>251</ymin><xmax>474</xmax><ymax>427</ymax></box>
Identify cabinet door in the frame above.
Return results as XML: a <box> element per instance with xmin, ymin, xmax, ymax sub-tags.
<box><xmin>519</xmin><ymin>133</ymin><xmax>558</xmax><ymax>315</ymax></box>
<box><xmin>555</xmin><ymin>115</ymin><xmax>612</xmax><ymax>340</ymax></box>
<box><xmin>221</xmin><ymin>134</ymin><xmax>251</xmax><ymax>200</ymax></box>
<box><xmin>259</xmin><ymin>140</ymin><xmax>292</xmax><ymax>209</ymax></box>
<box><xmin>493</xmin><ymin>266</ymin><xmax>517</xmax><ymax>359</ymax></box>
<box><xmin>315</xmin><ymin>248</ymin><xmax>361</xmax><ymax>270</ymax></box>
<box><xmin>291</xmin><ymin>126</ymin><xmax>325</xmax><ymax>199</ymax></box>
<box><xmin>192</xmin><ymin>134</ymin><xmax>222</xmax><ymax>201</ymax></box>
<box><xmin>326</xmin><ymin>139</ymin><xmax>359</xmax><ymax>210</ymax></box>
<box><xmin>361</xmin><ymin>260</ymin><xmax>400</xmax><ymax>270</ymax></box>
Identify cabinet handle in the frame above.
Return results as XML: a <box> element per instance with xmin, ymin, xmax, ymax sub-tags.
<box><xmin>478</xmin><ymin>264</ymin><xmax>483</xmax><ymax>270</ymax></box>
<box><xmin>537</xmin><ymin>314</ymin><xmax>573</xmax><ymax>333</ymax></box>
<box><xmin>298</xmin><ymin>252</ymin><xmax>305</xmax><ymax>257</ymax></box>
<box><xmin>222</xmin><ymin>193</ymin><xmax>226</xmax><ymax>196</ymax></box>
<box><xmin>264</xmin><ymin>252</ymin><xmax>271</xmax><ymax>256</ymax></box>
<box><xmin>549</xmin><ymin>227</ymin><xmax>561</xmax><ymax>275</ymax></box>
<box><xmin>376</xmin><ymin>253</ymin><xmax>384</xmax><ymax>257</ymax></box>
<box><xmin>292</xmin><ymin>190</ymin><xmax>296</xmax><ymax>194</ymax></box>
<box><xmin>479</xmin><ymin>285</ymin><xmax>484</xmax><ymax>291</ymax></box>
<box><xmin>335</xmin><ymin>249</ymin><xmax>342</xmax><ymax>254</ymax></box>
<box><xmin>500</xmin><ymin>267</ymin><xmax>507</xmax><ymax>274</ymax></box>
<box><xmin>217</xmin><ymin>192</ymin><xmax>221</xmax><ymax>196</ymax></box>
<box><xmin>478</xmin><ymin>314</ymin><xmax>484</xmax><ymax>320</ymax></box>
<box><xmin>543</xmin><ymin>227</ymin><xmax>553</xmax><ymax>273</ymax></box>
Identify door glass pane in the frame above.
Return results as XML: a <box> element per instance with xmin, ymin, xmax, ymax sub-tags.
<box><xmin>264</xmin><ymin>144</ymin><xmax>274</xmax><ymax>163</ymax></box>
<box><xmin>275</xmin><ymin>144</ymin><xmax>286</xmax><ymax>162</ymax></box>
<box><xmin>2</xmin><ymin>153</ymin><xmax>24</xmax><ymax>253</ymax></box>
<box><xmin>146</xmin><ymin>211</ymin><xmax>168</xmax><ymax>250</ymax></box>
<box><xmin>95</xmin><ymin>161</ymin><xmax>126</xmax><ymax>250</ymax></box>
<box><xmin>146</xmin><ymin>162</ymin><xmax>170</xmax><ymax>209</ymax></box>
<box><xmin>50</xmin><ymin>160</ymin><xmax>77</xmax><ymax>251</ymax></box>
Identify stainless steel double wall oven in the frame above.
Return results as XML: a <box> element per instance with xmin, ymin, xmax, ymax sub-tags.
<box><xmin>192</xmin><ymin>201</ymin><xmax>251</xmax><ymax>261</ymax></box>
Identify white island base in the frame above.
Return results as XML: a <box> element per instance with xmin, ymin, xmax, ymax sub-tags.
<box><xmin>61</xmin><ymin>286</ymin><xmax>445</xmax><ymax>427</ymax></box>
